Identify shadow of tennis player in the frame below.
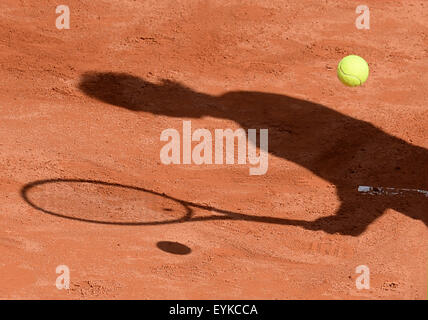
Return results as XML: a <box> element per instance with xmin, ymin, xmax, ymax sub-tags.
<box><xmin>75</xmin><ymin>72</ymin><xmax>428</xmax><ymax>235</ymax></box>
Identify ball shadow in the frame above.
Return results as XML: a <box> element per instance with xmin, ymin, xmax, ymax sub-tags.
<box><xmin>157</xmin><ymin>241</ymin><xmax>192</xmax><ymax>255</ymax></box>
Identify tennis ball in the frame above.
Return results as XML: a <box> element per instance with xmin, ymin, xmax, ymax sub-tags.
<box><xmin>337</xmin><ymin>55</ymin><xmax>369</xmax><ymax>87</ymax></box>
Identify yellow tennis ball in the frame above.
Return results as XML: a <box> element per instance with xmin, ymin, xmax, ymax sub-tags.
<box><xmin>337</xmin><ymin>55</ymin><xmax>369</xmax><ymax>87</ymax></box>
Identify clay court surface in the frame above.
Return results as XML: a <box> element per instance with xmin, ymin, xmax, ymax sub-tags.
<box><xmin>0</xmin><ymin>0</ymin><xmax>427</xmax><ymax>299</ymax></box>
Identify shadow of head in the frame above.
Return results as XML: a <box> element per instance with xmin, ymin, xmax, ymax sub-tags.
<box><xmin>78</xmin><ymin>71</ymin><xmax>336</xmax><ymax>123</ymax></box>
<box><xmin>79</xmin><ymin>71</ymin><xmax>217</xmax><ymax>118</ymax></box>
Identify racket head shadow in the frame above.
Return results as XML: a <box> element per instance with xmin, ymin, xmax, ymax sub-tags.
<box><xmin>21</xmin><ymin>179</ymin><xmax>192</xmax><ymax>226</ymax></box>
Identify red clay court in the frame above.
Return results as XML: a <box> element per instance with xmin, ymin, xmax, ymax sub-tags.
<box><xmin>0</xmin><ymin>0</ymin><xmax>426</xmax><ymax>299</ymax></box>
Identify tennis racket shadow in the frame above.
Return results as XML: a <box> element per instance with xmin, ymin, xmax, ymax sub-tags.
<box><xmin>20</xmin><ymin>178</ymin><xmax>313</xmax><ymax>229</ymax></box>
